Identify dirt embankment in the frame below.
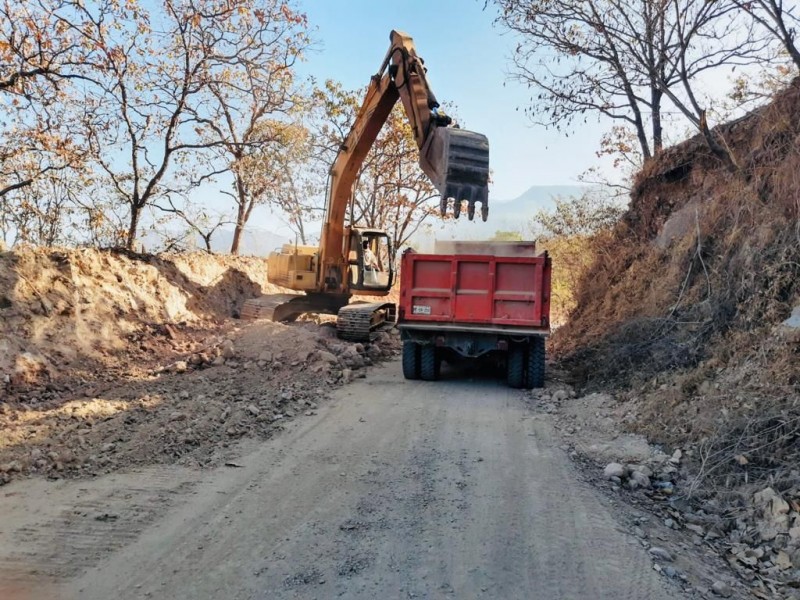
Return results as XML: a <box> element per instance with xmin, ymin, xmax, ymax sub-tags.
<box><xmin>557</xmin><ymin>78</ymin><xmax>800</xmax><ymax>453</ymax></box>
<box><xmin>0</xmin><ymin>247</ymin><xmax>400</xmax><ymax>485</ymax></box>
<box><xmin>552</xmin><ymin>79</ymin><xmax>800</xmax><ymax>594</ymax></box>
<box><xmin>0</xmin><ymin>247</ymin><xmax>284</xmax><ymax>389</ymax></box>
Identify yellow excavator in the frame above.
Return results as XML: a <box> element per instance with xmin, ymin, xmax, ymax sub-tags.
<box><xmin>241</xmin><ymin>30</ymin><xmax>490</xmax><ymax>341</ymax></box>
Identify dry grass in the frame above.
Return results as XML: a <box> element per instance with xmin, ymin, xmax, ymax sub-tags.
<box><xmin>556</xmin><ymin>78</ymin><xmax>800</xmax><ymax>390</ymax></box>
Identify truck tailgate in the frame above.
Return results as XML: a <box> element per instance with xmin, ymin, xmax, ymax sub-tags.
<box><xmin>399</xmin><ymin>252</ymin><xmax>551</xmax><ymax>330</ymax></box>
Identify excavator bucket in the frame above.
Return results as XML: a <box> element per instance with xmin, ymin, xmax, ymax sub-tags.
<box><xmin>421</xmin><ymin>128</ymin><xmax>490</xmax><ymax>221</ymax></box>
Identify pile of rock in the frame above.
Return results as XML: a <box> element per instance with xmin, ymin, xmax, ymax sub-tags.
<box><xmin>722</xmin><ymin>486</ymin><xmax>800</xmax><ymax>587</ymax></box>
<box><xmin>0</xmin><ymin>321</ymin><xmax>402</xmax><ymax>486</ymax></box>
<box><xmin>603</xmin><ymin>448</ymin><xmax>683</xmax><ymax>494</ymax></box>
<box><xmin>606</xmin><ymin>457</ymin><xmax>800</xmax><ymax>593</ymax></box>
<box><xmin>159</xmin><ymin>328</ymin><xmax>399</xmax><ymax>380</ymax></box>
<box><xmin>529</xmin><ymin>387</ymin><xmax>575</xmax><ymax>414</ymax></box>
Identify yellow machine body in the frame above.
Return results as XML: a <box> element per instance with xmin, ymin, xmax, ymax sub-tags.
<box><xmin>266</xmin><ymin>245</ymin><xmax>318</xmax><ymax>291</ymax></box>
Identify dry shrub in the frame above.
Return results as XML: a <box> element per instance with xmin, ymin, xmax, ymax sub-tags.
<box><xmin>683</xmin><ymin>400</ymin><xmax>800</xmax><ymax>503</ymax></box>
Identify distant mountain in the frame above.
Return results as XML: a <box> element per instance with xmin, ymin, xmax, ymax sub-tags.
<box><xmin>409</xmin><ymin>184</ymin><xmax>587</xmax><ymax>250</ymax></box>
<box><xmin>489</xmin><ymin>185</ymin><xmax>587</xmax><ymax>225</ymax></box>
<box><xmin>141</xmin><ymin>226</ymin><xmax>289</xmax><ymax>256</ymax></box>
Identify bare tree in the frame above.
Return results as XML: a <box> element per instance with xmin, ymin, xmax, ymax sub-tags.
<box><xmin>495</xmin><ymin>0</ymin><xmax>672</xmax><ymax>161</ymax></box>
<box><xmin>267</xmin><ymin>156</ymin><xmax>325</xmax><ymax>245</ymax></box>
<box><xmin>734</xmin><ymin>0</ymin><xmax>800</xmax><ymax>69</ymax></box>
<box><xmin>0</xmin><ymin>0</ymin><xmax>105</xmax><ymax>200</ymax></box>
<box><xmin>153</xmin><ymin>191</ymin><xmax>234</xmax><ymax>253</ymax></box>
<box><xmin>649</xmin><ymin>0</ymin><xmax>771</xmax><ymax>172</ymax></box>
<box><xmin>189</xmin><ymin>0</ymin><xmax>310</xmax><ymax>254</ymax></box>
<box><xmin>494</xmin><ymin>0</ymin><xmax>770</xmax><ymax>169</ymax></box>
<box><xmin>0</xmin><ymin>0</ymin><xmax>100</xmax><ymax>94</ymax></box>
<box><xmin>66</xmin><ymin>0</ymin><xmax>310</xmax><ymax>251</ymax></box>
<box><xmin>72</xmin><ymin>0</ymin><xmax>223</xmax><ymax>249</ymax></box>
<box><xmin>0</xmin><ymin>175</ymin><xmax>80</xmax><ymax>246</ymax></box>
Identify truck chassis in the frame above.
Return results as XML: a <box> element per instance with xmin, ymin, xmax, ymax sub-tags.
<box><xmin>400</xmin><ymin>323</ymin><xmax>546</xmax><ymax>388</ymax></box>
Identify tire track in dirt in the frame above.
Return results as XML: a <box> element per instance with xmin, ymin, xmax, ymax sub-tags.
<box><xmin>4</xmin><ymin>363</ymin><xmax>681</xmax><ymax>599</ymax></box>
<box><xmin>0</xmin><ymin>466</ymin><xmax>197</xmax><ymax>598</ymax></box>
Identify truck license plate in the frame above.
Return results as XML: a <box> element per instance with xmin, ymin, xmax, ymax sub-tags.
<box><xmin>412</xmin><ymin>305</ymin><xmax>431</xmax><ymax>315</ymax></box>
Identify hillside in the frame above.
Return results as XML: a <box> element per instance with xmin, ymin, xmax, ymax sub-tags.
<box><xmin>557</xmin><ymin>78</ymin><xmax>800</xmax><ymax>402</ymax></box>
<box><xmin>553</xmin><ymin>79</ymin><xmax>800</xmax><ymax>584</ymax></box>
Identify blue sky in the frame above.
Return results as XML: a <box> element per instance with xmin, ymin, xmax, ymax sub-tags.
<box><xmin>295</xmin><ymin>0</ymin><xmax>611</xmax><ymax>201</ymax></box>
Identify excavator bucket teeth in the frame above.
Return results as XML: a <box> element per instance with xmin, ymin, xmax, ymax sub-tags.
<box><xmin>423</xmin><ymin>128</ymin><xmax>490</xmax><ymax>221</ymax></box>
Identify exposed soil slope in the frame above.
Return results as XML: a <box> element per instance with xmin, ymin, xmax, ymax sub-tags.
<box><xmin>556</xmin><ymin>78</ymin><xmax>800</xmax><ymax>439</ymax></box>
<box><xmin>0</xmin><ymin>247</ymin><xmax>400</xmax><ymax>484</ymax></box>
<box><xmin>0</xmin><ymin>248</ymin><xmax>285</xmax><ymax>388</ymax></box>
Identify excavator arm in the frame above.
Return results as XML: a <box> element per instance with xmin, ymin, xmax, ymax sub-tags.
<box><xmin>319</xmin><ymin>30</ymin><xmax>490</xmax><ymax>293</ymax></box>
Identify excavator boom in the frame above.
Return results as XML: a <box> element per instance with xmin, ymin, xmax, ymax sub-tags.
<box><xmin>320</xmin><ymin>29</ymin><xmax>490</xmax><ymax>294</ymax></box>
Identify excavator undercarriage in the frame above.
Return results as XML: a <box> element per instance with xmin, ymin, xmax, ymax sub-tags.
<box><xmin>241</xmin><ymin>294</ymin><xmax>395</xmax><ymax>342</ymax></box>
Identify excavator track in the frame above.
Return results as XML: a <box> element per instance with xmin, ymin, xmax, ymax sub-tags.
<box><xmin>336</xmin><ymin>302</ymin><xmax>397</xmax><ymax>342</ymax></box>
<box><xmin>241</xmin><ymin>293</ymin><xmax>350</xmax><ymax>323</ymax></box>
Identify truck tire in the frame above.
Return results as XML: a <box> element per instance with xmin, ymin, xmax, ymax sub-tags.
<box><xmin>420</xmin><ymin>345</ymin><xmax>439</xmax><ymax>381</ymax></box>
<box><xmin>526</xmin><ymin>337</ymin><xmax>546</xmax><ymax>389</ymax></box>
<box><xmin>507</xmin><ymin>346</ymin><xmax>525</xmax><ymax>389</ymax></box>
<box><xmin>402</xmin><ymin>341</ymin><xmax>420</xmax><ymax>380</ymax></box>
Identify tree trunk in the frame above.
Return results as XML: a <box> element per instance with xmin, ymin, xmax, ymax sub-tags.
<box><xmin>632</xmin><ymin>110</ymin><xmax>651</xmax><ymax>162</ymax></box>
<box><xmin>699</xmin><ymin>111</ymin><xmax>739</xmax><ymax>174</ymax></box>
<box><xmin>126</xmin><ymin>204</ymin><xmax>141</xmax><ymax>250</ymax></box>
<box><xmin>230</xmin><ymin>214</ymin><xmax>244</xmax><ymax>255</ymax></box>
<box><xmin>230</xmin><ymin>175</ymin><xmax>247</xmax><ymax>255</ymax></box>
<box><xmin>651</xmin><ymin>88</ymin><xmax>663</xmax><ymax>154</ymax></box>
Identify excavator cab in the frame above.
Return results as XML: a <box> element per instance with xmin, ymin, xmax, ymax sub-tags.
<box><xmin>348</xmin><ymin>228</ymin><xmax>394</xmax><ymax>293</ymax></box>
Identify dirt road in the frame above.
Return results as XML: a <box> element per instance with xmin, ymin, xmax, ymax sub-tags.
<box><xmin>1</xmin><ymin>362</ymin><xmax>676</xmax><ymax>599</ymax></box>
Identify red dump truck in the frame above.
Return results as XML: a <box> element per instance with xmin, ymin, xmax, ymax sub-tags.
<box><xmin>398</xmin><ymin>241</ymin><xmax>552</xmax><ymax>388</ymax></box>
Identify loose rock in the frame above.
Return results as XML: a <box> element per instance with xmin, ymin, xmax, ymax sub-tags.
<box><xmin>711</xmin><ymin>581</ymin><xmax>732</xmax><ymax>597</ymax></box>
<box><xmin>221</xmin><ymin>340</ymin><xmax>236</xmax><ymax>359</ymax></box>
<box><xmin>604</xmin><ymin>462</ymin><xmax>626</xmax><ymax>479</ymax></box>
<box><xmin>648</xmin><ymin>547</ymin><xmax>674</xmax><ymax>562</ymax></box>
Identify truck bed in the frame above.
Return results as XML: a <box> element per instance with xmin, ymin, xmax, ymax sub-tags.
<box><xmin>398</xmin><ymin>250</ymin><xmax>551</xmax><ymax>331</ymax></box>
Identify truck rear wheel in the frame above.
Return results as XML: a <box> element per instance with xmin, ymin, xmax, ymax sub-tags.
<box><xmin>507</xmin><ymin>346</ymin><xmax>525</xmax><ymax>389</ymax></box>
<box><xmin>402</xmin><ymin>341</ymin><xmax>420</xmax><ymax>380</ymax></box>
<box><xmin>420</xmin><ymin>345</ymin><xmax>440</xmax><ymax>381</ymax></box>
<box><xmin>526</xmin><ymin>337</ymin><xmax>546</xmax><ymax>389</ymax></box>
